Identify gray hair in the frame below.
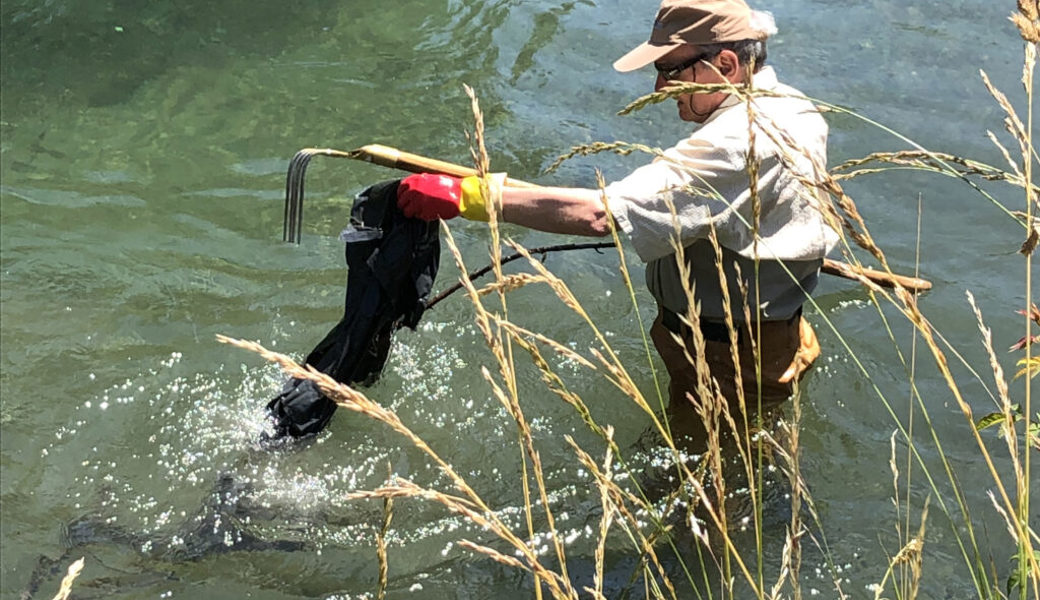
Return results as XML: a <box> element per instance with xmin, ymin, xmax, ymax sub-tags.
<box><xmin>699</xmin><ymin>10</ymin><xmax>775</xmax><ymax>72</ymax></box>
<box><xmin>699</xmin><ymin>39</ymin><xmax>769</xmax><ymax>72</ymax></box>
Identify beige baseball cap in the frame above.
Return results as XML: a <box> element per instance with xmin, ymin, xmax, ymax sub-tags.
<box><xmin>614</xmin><ymin>0</ymin><xmax>772</xmax><ymax>72</ymax></box>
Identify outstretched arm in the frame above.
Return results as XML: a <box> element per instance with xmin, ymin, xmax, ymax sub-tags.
<box><xmin>500</xmin><ymin>186</ymin><xmax>612</xmax><ymax>237</ymax></box>
<box><xmin>397</xmin><ymin>173</ymin><xmax>614</xmax><ymax>237</ymax></box>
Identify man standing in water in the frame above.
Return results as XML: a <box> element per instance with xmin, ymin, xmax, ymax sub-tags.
<box><xmin>396</xmin><ymin>0</ymin><xmax>838</xmax><ymax>446</ymax></box>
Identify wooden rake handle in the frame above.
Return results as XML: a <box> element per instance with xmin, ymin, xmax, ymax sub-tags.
<box><xmin>819</xmin><ymin>260</ymin><xmax>931</xmax><ymax>293</ymax></box>
<box><xmin>352</xmin><ymin>144</ymin><xmax>539</xmax><ymax>189</ymax></box>
<box><xmin>323</xmin><ymin>144</ymin><xmax>932</xmax><ymax>293</ymax></box>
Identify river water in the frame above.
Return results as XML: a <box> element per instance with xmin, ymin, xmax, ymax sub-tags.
<box><xmin>1</xmin><ymin>0</ymin><xmax>1036</xmax><ymax>598</ymax></box>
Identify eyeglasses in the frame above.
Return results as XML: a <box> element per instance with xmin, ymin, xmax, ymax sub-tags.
<box><xmin>654</xmin><ymin>53</ymin><xmax>711</xmax><ymax>81</ymax></box>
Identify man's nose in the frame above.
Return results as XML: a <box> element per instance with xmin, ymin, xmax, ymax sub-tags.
<box><xmin>654</xmin><ymin>73</ymin><xmax>667</xmax><ymax>92</ymax></box>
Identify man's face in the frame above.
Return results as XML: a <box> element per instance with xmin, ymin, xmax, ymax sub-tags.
<box><xmin>653</xmin><ymin>45</ymin><xmax>730</xmax><ymax>123</ymax></box>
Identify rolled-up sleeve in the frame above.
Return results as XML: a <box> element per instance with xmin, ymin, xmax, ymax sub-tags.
<box><xmin>604</xmin><ymin>132</ymin><xmax>750</xmax><ymax>262</ymax></box>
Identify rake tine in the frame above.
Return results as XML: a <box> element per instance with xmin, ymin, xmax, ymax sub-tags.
<box><xmin>284</xmin><ymin>151</ymin><xmax>298</xmax><ymax>242</ymax></box>
<box><xmin>295</xmin><ymin>153</ymin><xmax>308</xmax><ymax>243</ymax></box>
<box><xmin>283</xmin><ymin>154</ymin><xmax>293</xmax><ymax>242</ymax></box>
<box><xmin>283</xmin><ymin>150</ymin><xmax>312</xmax><ymax>243</ymax></box>
<box><xmin>287</xmin><ymin>149</ymin><xmax>320</xmax><ymax>243</ymax></box>
<box><xmin>288</xmin><ymin>151</ymin><xmax>300</xmax><ymax>242</ymax></box>
<box><xmin>283</xmin><ymin>148</ymin><xmax>370</xmax><ymax>244</ymax></box>
<box><xmin>293</xmin><ymin>150</ymin><xmax>310</xmax><ymax>243</ymax></box>
<box><xmin>282</xmin><ymin>145</ymin><xmax>463</xmax><ymax>243</ymax></box>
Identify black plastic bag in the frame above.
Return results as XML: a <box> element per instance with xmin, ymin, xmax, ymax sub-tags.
<box><xmin>264</xmin><ymin>179</ymin><xmax>440</xmax><ymax>442</ymax></box>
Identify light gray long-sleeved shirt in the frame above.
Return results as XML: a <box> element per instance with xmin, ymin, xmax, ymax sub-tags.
<box><xmin>604</xmin><ymin>66</ymin><xmax>839</xmax><ymax>321</ymax></box>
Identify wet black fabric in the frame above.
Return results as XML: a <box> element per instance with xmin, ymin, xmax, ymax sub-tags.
<box><xmin>264</xmin><ymin>179</ymin><xmax>440</xmax><ymax>440</ymax></box>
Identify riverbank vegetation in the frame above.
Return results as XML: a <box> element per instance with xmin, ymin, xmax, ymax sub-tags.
<box><xmin>219</xmin><ymin>3</ymin><xmax>1038</xmax><ymax>599</ymax></box>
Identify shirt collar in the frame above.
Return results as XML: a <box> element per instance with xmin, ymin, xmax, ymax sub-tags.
<box><xmin>701</xmin><ymin>66</ymin><xmax>778</xmax><ymax>125</ymax></box>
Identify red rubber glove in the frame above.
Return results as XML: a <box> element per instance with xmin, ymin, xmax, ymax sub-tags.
<box><xmin>397</xmin><ymin>174</ymin><xmax>463</xmax><ymax>221</ymax></box>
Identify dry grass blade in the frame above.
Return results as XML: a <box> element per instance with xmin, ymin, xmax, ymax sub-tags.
<box><xmin>618</xmin><ymin>81</ymin><xmax>779</xmax><ymax>116</ymax></box>
<box><xmin>967</xmin><ymin>292</ymin><xmax>1016</xmax><ymax>443</ymax></box>
<box><xmin>479</xmin><ymin>367</ymin><xmax>575</xmax><ymax>593</ymax></box>
<box><xmin>463</xmin><ymin>84</ymin><xmax>491</xmax><ymax>181</ymax></box>
<box><xmin>458</xmin><ymin>540</ymin><xmax>528</xmax><ymax>570</ymax></box>
<box><xmin>51</xmin><ymin>557</ymin><xmax>84</xmax><ymax>600</ymax></box>
<box><xmin>346</xmin><ymin>482</ymin><xmax>473</xmax><ymax>508</ymax></box>
<box><xmin>989</xmin><ymin>490</ymin><xmax>1024</xmax><ymax>554</ymax></box>
<box><xmin>889</xmin><ymin>430</ymin><xmax>912</xmax><ymax>600</ymax></box>
<box><xmin>588</xmin><ymin>347</ymin><xmax>654</xmax><ymax>416</ymax></box>
<box><xmin>1019</xmin><ymin>0</ymin><xmax>1039</xmax><ymax>21</ymax></box>
<box><xmin>217</xmin><ymin>334</ymin><xmax>505</xmax><ymax>531</ymax></box>
<box><xmin>460</xmin><ymin>87</ymin><xmax>555</xmax><ymax>598</ymax></box>
<box><xmin>664</xmin><ymin>222</ymin><xmax>750</xmax><ymax>560</ymax></box>
<box><xmin>477</xmin><ymin>273</ymin><xmax>548</xmax><ymax>296</ymax></box>
<box><xmin>1021</xmin><ymin>225</ymin><xmax>1039</xmax><ymax>255</ymax></box>
<box><xmin>503</xmin><ymin>240</ymin><xmax>661</xmax><ymax>425</ymax></box>
<box><xmin>500</xmin><ymin>327</ymin><xmax>621</xmax><ymax>455</ymax></box>
<box><xmin>987</xmin><ymin>490</ymin><xmax>1040</xmax><ymax>589</ymax></box>
<box><xmin>889</xmin><ymin>288</ymin><xmax>1030</xmax><ymax>553</ymax></box>
<box><xmin>872</xmin><ymin>500</ymin><xmax>928</xmax><ymax>600</ymax></box>
<box><xmin>544</xmin><ymin>141</ymin><xmax>663</xmax><ymax>174</ymax></box>
<box><xmin>1012</xmin><ymin>0</ymin><xmax>1040</xmax><ymax>42</ymax></box>
<box><xmin>782</xmin><ymin>394</ymin><xmax>807</xmax><ymax>600</ymax></box>
<box><xmin>768</xmin><ymin>534</ymin><xmax>793</xmax><ymax>600</ymax></box>
<box><xmin>591</xmin><ymin>427</ymin><xmax>616</xmax><ymax>600</ymax></box>
<box><xmin>493</xmin><ymin>318</ymin><xmax>598</xmax><ymax>371</ymax></box>
<box><xmin>439</xmin><ymin>223</ymin><xmax>503</xmax><ymax>364</ymax></box>
<box><xmin>754</xmin><ymin>102</ymin><xmax>888</xmax><ymax>265</ymax></box>
<box><xmin>906</xmin><ymin>500</ymin><xmax>929</xmax><ymax>600</ymax></box>
<box><xmin>347</xmin><ymin>481</ymin><xmax>576</xmax><ymax>599</ymax></box>
<box><xmin>504</xmin><ymin>240</ymin><xmax>584</xmax><ymax>315</ymax></box>
<box><xmin>831</xmin><ymin>150</ymin><xmax>1038</xmax><ymax>195</ymax></box>
<box><xmin>988</xmin><ymin>130</ymin><xmax>1027</xmax><ymax>179</ymax></box>
<box><xmin>426</xmin><ymin>242</ymin><xmax>613</xmax><ymax>310</ymax></box>
<box><xmin>981</xmin><ymin>70</ymin><xmax>1031</xmax><ymax>160</ymax></box>
<box><xmin>707</xmin><ymin>221</ymin><xmax>758</xmax><ymax>481</ymax></box>
<box><xmin>376</xmin><ymin>480</ymin><xmax>394</xmax><ymax>600</ymax></box>
<box><xmin>564</xmin><ymin>436</ymin><xmax>680</xmax><ymax>600</ymax></box>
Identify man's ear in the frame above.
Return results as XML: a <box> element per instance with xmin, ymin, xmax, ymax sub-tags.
<box><xmin>717</xmin><ymin>49</ymin><xmax>742</xmax><ymax>81</ymax></box>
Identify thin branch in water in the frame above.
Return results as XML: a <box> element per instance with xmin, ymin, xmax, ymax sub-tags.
<box><xmin>425</xmin><ymin>242</ymin><xmax>613</xmax><ymax>310</ymax></box>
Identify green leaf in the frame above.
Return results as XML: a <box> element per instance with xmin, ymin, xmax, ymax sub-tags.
<box><xmin>1015</xmin><ymin>356</ymin><xmax>1040</xmax><ymax>379</ymax></box>
<box><xmin>976</xmin><ymin>412</ymin><xmax>1006</xmax><ymax>431</ymax></box>
<box><xmin>1007</xmin><ymin>567</ymin><xmax>1020</xmax><ymax>596</ymax></box>
<box><xmin>976</xmin><ymin>405</ymin><xmax>1024</xmax><ymax>432</ymax></box>
<box><xmin>1007</xmin><ymin>550</ymin><xmax>1040</xmax><ymax>595</ymax></box>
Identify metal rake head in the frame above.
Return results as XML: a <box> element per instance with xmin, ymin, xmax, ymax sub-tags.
<box><xmin>282</xmin><ymin>148</ymin><xmax>364</xmax><ymax>244</ymax></box>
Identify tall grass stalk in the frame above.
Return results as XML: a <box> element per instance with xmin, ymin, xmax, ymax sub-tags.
<box><xmin>741</xmin><ymin>56</ymin><xmax>769</xmax><ymax>595</ymax></box>
<box><xmin>376</xmin><ymin>466</ymin><xmax>394</xmax><ymax>600</ymax></box>
<box><xmin>466</xmin><ymin>82</ymin><xmax>557</xmax><ymax>600</ymax></box>
<box><xmin>1010</xmin><ymin>4</ymin><xmax>1037</xmax><ymax>598</ymax></box>
<box><xmin>889</xmin><ymin>192</ymin><xmax>924</xmax><ymax>600</ymax></box>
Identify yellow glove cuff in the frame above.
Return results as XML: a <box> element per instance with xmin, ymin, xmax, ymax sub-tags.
<box><xmin>459</xmin><ymin>173</ymin><xmax>507</xmax><ymax>222</ymax></box>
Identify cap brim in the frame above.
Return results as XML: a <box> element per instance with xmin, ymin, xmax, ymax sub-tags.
<box><xmin>613</xmin><ymin>41</ymin><xmax>680</xmax><ymax>73</ymax></box>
